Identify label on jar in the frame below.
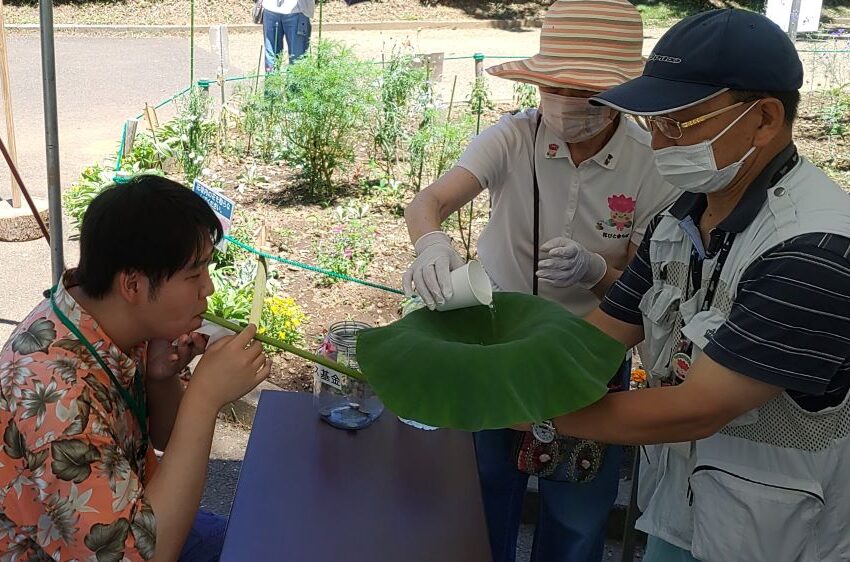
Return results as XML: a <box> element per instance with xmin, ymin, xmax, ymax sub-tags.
<box><xmin>314</xmin><ymin>364</ymin><xmax>346</xmax><ymax>390</ymax></box>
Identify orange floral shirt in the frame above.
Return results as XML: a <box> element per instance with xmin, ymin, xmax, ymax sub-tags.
<box><xmin>0</xmin><ymin>277</ymin><xmax>156</xmax><ymax>560</ymax></box>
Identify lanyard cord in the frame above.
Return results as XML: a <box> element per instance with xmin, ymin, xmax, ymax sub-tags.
<box><xmin>49</xmin><ymin>287</ymin><xmax>148</xmax><ymax>444</ymax></box>
<box><xmin>532</xmin><ymin>114</ymin><xmax>543</xmax><ymax>296</ymax></box>
<box><xmin>686</xmin><ymin>232</ymin><xmax>737</xmax><ymax>315</ymax></box>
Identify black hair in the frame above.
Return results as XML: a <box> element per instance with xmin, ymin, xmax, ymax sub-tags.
<box><xmin>730</xmin><ymin>90</ymin><xmax>800</xmax><ymax>125</ymax></box>
<box><xmin>76</xmin><ymin>174</ymin><xmax>223</xmax><ymax>299</ymax></box>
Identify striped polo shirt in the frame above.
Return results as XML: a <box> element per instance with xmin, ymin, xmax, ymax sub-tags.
<box><xmin>602</xmin><ymin>152</ymin><xmax>850</xmax><ymax>412</ymax></box>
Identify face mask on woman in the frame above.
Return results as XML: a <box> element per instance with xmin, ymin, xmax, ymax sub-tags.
<box><xmin>540</xmin><ymin>91</ymin><xmax>617</xmax><ymax>143</ymax></box>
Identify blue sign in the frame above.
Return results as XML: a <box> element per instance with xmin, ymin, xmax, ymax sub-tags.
<box><xmin>193</xmin><ymin>179</ymin><xmax>236</xmax><ymax>251</ymax></box>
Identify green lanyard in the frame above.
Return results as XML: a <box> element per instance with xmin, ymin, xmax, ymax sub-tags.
<box><xmin>49</xmin><ymin>286</ymin><xmax>148</xmax><ymax>444</ymax></box>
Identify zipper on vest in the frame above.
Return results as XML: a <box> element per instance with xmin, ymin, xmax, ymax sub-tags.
<box><xmin>689</xmin><ymin>465</ymin><xmax>825</xmax><ymax>506</ymax></box>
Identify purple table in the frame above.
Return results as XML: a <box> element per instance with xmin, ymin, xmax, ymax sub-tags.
<box><xmin>220</xmin><ymin>391</ymin><xmax>492</xmax><ymax>561</ymax></box>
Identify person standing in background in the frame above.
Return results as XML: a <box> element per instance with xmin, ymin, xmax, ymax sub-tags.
<box><xmin>263</xmin><ymin>0</ymin><xmax>315</xmax><ymax>72</ymax></box>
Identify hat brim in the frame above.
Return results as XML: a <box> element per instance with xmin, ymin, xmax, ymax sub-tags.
<box><xmin>487</xmin><ymin>54</ymin><xmax>643</xmax><ymax>92</ymax></box>
<box><xmin>589</xmin><ymin>75</ymin><xmax>726</xmax><ymax>115</ymax></box>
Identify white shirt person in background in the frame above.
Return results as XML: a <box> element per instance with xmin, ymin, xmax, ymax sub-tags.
<box><xmin>262</xmin><ymin>0</ymin><xmax>315</xmax><ymax>71</ymax></box>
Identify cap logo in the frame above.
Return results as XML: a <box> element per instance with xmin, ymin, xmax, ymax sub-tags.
<box><xmin>647</xmin><ymin>53</ymin><xmax>682</xmax><ymax>64</ymax></box>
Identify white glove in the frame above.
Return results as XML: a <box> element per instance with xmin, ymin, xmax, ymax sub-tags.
<box><xmin>402</xmin><ymin>231</ymin><xmax>465</xmax><ymax>310</ymax></box>
<box><xmin>536</xmin><ymin>237</ymin><xmax>607</xmax><ymax>289</ymax></box>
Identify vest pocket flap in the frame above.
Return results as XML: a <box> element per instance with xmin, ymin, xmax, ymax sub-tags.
<box><xmin>680</xmin><ymin>309</ymin><xmax>725</xmax><ymax>351</ymax></box>
<box><xmin>689</xmin><ymin>463</ymin><xmax>823</xmax><ymax>562</ymax></box>
<box><xmin>640</xmin><ymin>285</ymin><xmax>679</xmax><ymax>324</ymax></box>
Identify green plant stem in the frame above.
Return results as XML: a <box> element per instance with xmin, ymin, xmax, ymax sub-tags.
<box><xmin>189</xmin><ymin>0</ymin><xmax>195</xmax><ymax>86</ymax></box>
<box><xmin>202</xmin><ymin>312</ymin><xmax>367</xmax><ymax>381</ymax></box>
<box><xmin>318</xmin><ymin>0</ymin><xmax>323</xmax><ymax>43</ymax></box>
<box><xmin>435</xmin><ymin>76</ymin><xmax>458</xmax><ymax>178</ymax></box>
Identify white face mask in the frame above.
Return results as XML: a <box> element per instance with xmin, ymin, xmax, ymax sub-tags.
<box><xmin>539</xmin><ymin>91</ymin><xmax>617</xmax><ymax>143</ymax></box>
<box><xmin>653</xmin><ymin>102</ymin><xmax>759</xmax><ymax>194</ymax></box>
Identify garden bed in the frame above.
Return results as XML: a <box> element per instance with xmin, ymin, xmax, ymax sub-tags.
<box><xmin>63</xmin><ymin>40</ymin><xmax>849</xmax><ymax>393</ymax></box>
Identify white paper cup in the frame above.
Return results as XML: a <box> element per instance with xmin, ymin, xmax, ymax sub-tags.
<box><xmin>436</xmin><ymin>260</ymin><xmax>493</xmax><ymax>312</ymax></box>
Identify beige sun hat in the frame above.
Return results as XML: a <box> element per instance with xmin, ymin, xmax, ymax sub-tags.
<box><xmin>487</xmin><ymin>0</ymin><xmax>644</xmax><ymax>91</ymax></box>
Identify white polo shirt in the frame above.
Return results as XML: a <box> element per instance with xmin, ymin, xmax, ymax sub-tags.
<box><xmin>458</xmin><ymin>108</ymin><xmax>678</xmax><ymax>316</ymax></box>
<box><xmin>262</xmin><ymin>0</ymin><xmax>315</xmax><ymax>17</ymax></box>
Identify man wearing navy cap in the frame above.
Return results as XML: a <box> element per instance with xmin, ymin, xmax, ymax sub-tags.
<box><xmin>512</xmin><ymin>9</ymin><xmax>850</xmax><ymax>561</ymax></box>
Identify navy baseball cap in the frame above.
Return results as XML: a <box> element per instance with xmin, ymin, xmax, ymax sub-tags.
<box><xmin>591</xmin><ymin>9</ymin><xmax>803</xmax><ymax>115</ymax></box>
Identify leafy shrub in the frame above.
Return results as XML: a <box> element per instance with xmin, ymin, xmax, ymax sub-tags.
<box><xmin>821</xmin><ymin>85</ymin><xmax>850</xmax><ymax>137</ymax></box>
<box><xmin>513</xmin><ymin>82</ymin><xmax>539</xmax><ymax>112</ymax></box>
<box><xmin>372</xmin><ymin>49</ymin><xmax>429</xmax><ymax>175</ymax></box>
<box><xmin>63</xmin><ymin>165</ymin><xmax>115</xmax><ymax>231</ymax></box>
<box><xmin>408</xmin><ymin>107</ymin><xmax>475</xmax><ymax>192</ymax></box>
<box><xmin>276</xmin><ymin>40</ymin><xmax>379</xmax><ymax>199</ymax></box>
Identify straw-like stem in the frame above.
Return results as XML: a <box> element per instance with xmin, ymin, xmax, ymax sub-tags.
<box><xmin>202</xmin><ymin>313</ymin><xmax>367</xmax><ymax>381</ymax></box>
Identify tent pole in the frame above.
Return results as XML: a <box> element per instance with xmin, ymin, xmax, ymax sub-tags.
<box><xmin>39</xmin><ymin>0</ymin><xmax>64</xmax><ymax>283</ymax></box>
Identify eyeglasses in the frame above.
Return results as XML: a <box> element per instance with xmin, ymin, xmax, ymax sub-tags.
<box><xmin>640</xmin><ymin>102</ymin><xmax>746</xmax><ymax>140</ymax></box>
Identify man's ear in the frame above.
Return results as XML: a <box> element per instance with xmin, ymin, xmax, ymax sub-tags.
<box><xmin>115</xmin><ymin>270</ymin><xmax>147</xmax><ymax>304</ymax></box>
<box><xmin>752</xmin><ymin>98</ymin><xmax>786</xmax><ymax>148</ymax></box>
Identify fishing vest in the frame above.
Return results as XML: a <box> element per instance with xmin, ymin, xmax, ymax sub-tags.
<box><xmin>635</xmin><ymin>157</ymin><xmax>850</xmax><ymax>561</ymax></box>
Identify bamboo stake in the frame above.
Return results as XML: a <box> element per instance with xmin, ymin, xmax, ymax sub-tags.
<box><xmin>0</xmin><ymin>0</ymin><xmax>20</xmax><ymax>207</ymax></box>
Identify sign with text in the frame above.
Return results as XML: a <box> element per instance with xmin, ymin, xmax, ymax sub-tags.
<box><xmin>193</xmin><ymin>179</ymin><xmax>235</xmax><ymax>251</ymax></box>
<box><xmin>314</xmin><ymin>364</ymin><xmax>346</xmax><ymax>390</ymax></box>
<box><xmin>766</xmin><ymin>0</ymin><xmax>823</xmax><ymax>33</ymax></box>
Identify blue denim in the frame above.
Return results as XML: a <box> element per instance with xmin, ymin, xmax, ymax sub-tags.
<box><xmin>263</xmin><ymin>11</ymin><xmax>311</xmax><ymax>71</ymax></box>
<box><xmin>474</xmin><ymin>361</ymin><xmax>630</xmax><ymax>562</ymax></box>
<box><xmin>179</xmin><ymin>510</ymin><xmax>228</xmax><ymax>562</ymax></box>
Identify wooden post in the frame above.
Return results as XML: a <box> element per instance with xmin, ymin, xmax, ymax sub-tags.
<box><xmin>0</xmin><ymin>0</ymin><xmax>20</xmax><ymax>208</ymax></box>
<box><xmin>143</xmin><ymin>103</ymin><xmax>160</xmax><ymax>133</ymax></box>
<box><xmin>120</xmin><ymin>119</ymin><xmax>138</xmax><ymax>162</ymax></box>
<box><xmin>473</xmin><ymin>52</ymin><xmax>485</xmax><ymax>79</ymax></box>
<box><xmin>249</xmin><ymin>223</ymin><xmax>268</xmax><ymax>327</ymax></box>
<box><xmin>143</xmin><ymin>104</ymin><xmax>165</xmax><ymax>170</ymax></box>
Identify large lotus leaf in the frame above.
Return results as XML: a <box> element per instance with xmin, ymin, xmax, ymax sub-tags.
<box><xmin>356</xmin><ymin>292</ymin><xmax>626</xmax><ymax>431</ymax></box>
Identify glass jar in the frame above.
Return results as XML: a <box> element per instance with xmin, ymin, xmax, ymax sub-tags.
<box><xmin>313</xmin><ymin>320</ymin><xmax>384</xmax><ymax>429</ymax></box>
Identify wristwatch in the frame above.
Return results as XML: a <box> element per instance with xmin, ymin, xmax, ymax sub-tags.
<box><xmin>531</xmin><ymin>420</ymin><xmax>557</xmax><ymax>444</ymax></box>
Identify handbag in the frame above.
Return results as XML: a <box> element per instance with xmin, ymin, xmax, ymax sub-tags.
<box><xmin>252</xmin><ymin>0</ymin><xmax>264</xmax><ymax>24</ymax></box>
<box><xmin>514</xmin><ymin>426</ymin><xmax>608</xmax><ymax>483</ymax></box>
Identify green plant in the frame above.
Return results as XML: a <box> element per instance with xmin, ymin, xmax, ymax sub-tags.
<box><xmin>357</xmin><ymin>292</ymin><xmax>626</xmax><ymax>430</ymax></box>
<box><xmin>237</xmin><ymin>75</ymin><xmax>289</xmax><ymax>163</ymax></box>
<box><xmin>207</xmin><ymin>266</ymin><xmax>254</xmax><ymax>321</ymax></box>
<box><xmin>408</xmin><ymin>108</ymin><xmax>475</xmax><ymax>192</ymax></box>
<box><xmin>334</xmin><ymin>201</ymin><xmax>370</xmax><ymax>221</ymax></box>
<box><xmin>468</xmin><ymin>76</ymin><xmax>494</xmax><ymax>134</ymax></box>
<box><xmin>236</xmin><ymin>163</ymin><xmax>269</xmax><ymax>194</ymax></box>
<box><xmin>63</xmin><ymin>165</ymin><xmax>115</xmax><ymax>231</ymax></box>
<box><xmin>372</xmin><ymin>48</ymin><xmax>429</xmax><ymax>175</ymax></box>
<box><xmin>259</xmin><ymin>295</ymin><xmax>306</xmax><ymax>349</ymax></box>
<box><xmin>278</xmin><ymin>40</ymin><xmax>379</xmax><ymax>198</ymax></box>
<box><xmin>121</xmin><ymin>132</ymin><xmax>163</xmax><ymax>172</ymax></box>
<box><xmin>315</xmin><ymin>219</ymin><xmax>375</xmax><ymax>286</ymax></box>
<box><xmin>212</xmin><ymin>211</ymin><xmax>257</xmax><ymax>270</ymax></box>
<box><xmin>821</xmin><ymin>85</ymin><xmax>850</xmax><ymax>137</ymax></box>
<box><xmin>158</xmin><ymin>87</ymin><xmax>218</xmax><ymax>183</ymax></box>
<box><xmin>456</xmin><ymin>77</ymin><xmax>495</xmax><ymax>260</ymax></box>
<box><xmin>513</xmin><ymin>82</ymin><xmax>539</xmax><ymax>112</ymax></box>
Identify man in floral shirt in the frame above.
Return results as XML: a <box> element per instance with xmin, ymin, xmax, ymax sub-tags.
<box><xmin>0</xmin><ymin>175</ymin><xmax>271</xmax><ymax>561</ymax></box>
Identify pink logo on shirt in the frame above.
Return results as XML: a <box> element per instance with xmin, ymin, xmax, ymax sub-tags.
<box><xmin>546</xmin><ymin>143</ymin><xmax>559</xmax><ymax>158</ymax></box>
<box><xmin>596</xmin><ymin>194</ymin><xmax>635</xmax><ymax>234</ymax></box>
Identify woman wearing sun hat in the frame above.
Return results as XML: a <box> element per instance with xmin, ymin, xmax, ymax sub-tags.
<box><xmin>402</xmin><ymin>1</ymin><xmax>677</xmax><ymax>560</ymax></box>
